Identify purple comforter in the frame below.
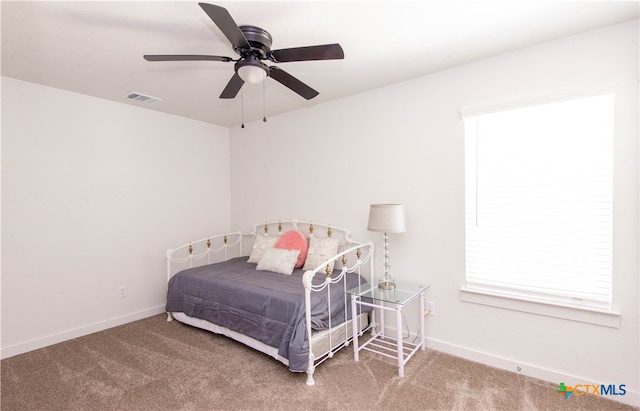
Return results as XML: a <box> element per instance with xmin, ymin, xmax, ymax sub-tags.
<box><xmin>166</xmin><ymin>257</ymin><xmax>366</xmax><ymax>372</ymax></box>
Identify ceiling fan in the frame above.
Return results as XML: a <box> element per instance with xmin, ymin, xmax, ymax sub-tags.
<box><xmin>143</xmin><ymin>3</ymin><xmax>344</xmax><ymax>100</ymax></box>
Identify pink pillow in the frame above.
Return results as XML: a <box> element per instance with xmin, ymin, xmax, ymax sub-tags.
<box><xmin>275</xmin><ymin>230</ymin><xmax>308</xmax><ymax>269</ymax></box>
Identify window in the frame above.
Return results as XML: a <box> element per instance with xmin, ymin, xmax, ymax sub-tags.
<box><xmin>463</xmin><ymin>93</ymin><xmax>614</xmax><ymax>310</ymax></box>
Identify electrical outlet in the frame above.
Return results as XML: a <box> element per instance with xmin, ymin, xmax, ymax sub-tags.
<box><xmin>119</xmin><ymin>286</ymin><xmax>127</xmax><ymax>298</ymax></box>
<box><xmin>425</xmin><ymin>301</ymin><xmax>435</xmax><ymax>316</ymax></box>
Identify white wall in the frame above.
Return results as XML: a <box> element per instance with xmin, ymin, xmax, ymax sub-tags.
<box><xmin>230</xmin><ymin>20</ymin><xmax>639</xmax><ymax>405</ymax></box>
<box><xmin>1</xmin><ymin>77</ymin><xmax>231</xmax><ymax>357</ymax></box>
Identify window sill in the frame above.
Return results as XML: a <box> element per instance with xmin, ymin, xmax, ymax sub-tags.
<box><xmin>460</xmin><ymin>287</ymin><xmax>621</xmax><ymax>328</ymax></box>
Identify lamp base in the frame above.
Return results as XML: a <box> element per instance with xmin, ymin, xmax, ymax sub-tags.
<box><xmin>378</xmin><ymin>280</ymin><xmax>396</xmax><ymax>290</ymax></box>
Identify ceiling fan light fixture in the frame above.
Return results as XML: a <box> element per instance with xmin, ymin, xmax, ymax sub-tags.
<box><xmin>238</xmin><ymin>65</ymin><xmax>266</xmax><ymax>84</ymax></box>
<box><xmin>236</xmin><ymin>58</ymin><xmax>267</xmax><ymax>84</ymax></box>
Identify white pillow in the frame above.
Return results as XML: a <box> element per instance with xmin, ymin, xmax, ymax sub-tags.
<box><xmin>256</xmin><ymin>248</ymin><xmax>300</xmax><ymax>275</ymax></box>
<box><xmin>247</xmin><ymin>235</ymin><xmax>278</xmax><ymax>263</ymax></box>
<box><xmin>302</xmin><ymin>235</ymin><xmax>340</xmax><ymax>272</ymax></box>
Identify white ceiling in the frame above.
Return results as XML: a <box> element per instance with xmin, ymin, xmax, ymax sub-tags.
<box><xmin>2</xmin><ymin>1</ymin><xmax>638</xmax><ymax>128</ymax></box>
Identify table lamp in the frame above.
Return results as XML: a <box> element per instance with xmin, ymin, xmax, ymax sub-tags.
<box><xmin>367</xmin><ymin>204</ymin><xmax>406</xmax><ymax>289</ymax></box>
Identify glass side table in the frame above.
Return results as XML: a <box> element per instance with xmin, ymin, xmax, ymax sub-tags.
<box><xmin>346</xmin><ymin>281</ymin><xmax>429</xmax><ymax>377</ymax></box>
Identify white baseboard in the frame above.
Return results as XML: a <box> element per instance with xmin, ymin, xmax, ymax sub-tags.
<box><xmin>426</xmin><ymin>337</ymin><xmax>639</xmax><ymax>408</ymax></box>
<box><xmin>1</xmin><ymin>305</ymin><xmax>166</xmax><ymax>360</ymax></box>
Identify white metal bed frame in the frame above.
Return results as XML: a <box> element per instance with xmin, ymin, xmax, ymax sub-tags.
<box><xmin>165</xmin><ymin>219</ymin><xmax>375</xmax><ymax>385</ymax></box>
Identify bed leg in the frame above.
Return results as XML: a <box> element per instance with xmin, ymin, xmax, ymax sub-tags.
<box><xmin>166</xmin><ymin>312</ymin><xmax>173</xmax><ymax>322</ymax></box>
<box><xmin>306</xmin><ymin>369</ymin><xmax>315</xmax><ymax>386</ymax></box>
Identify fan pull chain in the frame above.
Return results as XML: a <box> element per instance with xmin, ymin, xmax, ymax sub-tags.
<box><xmin>262</xmin><ymin>81</ymin><xmax>267</xmax><ymax>123</ymax></box>
<box><xmin>240</xmin><ymin>89</ymin><xmax>244</xmax><ymax>128</ymax></box>
<box><xmin>241</xmin><ymin>88</ymin><xmax>245</xmax><ymax>128</ymax></box>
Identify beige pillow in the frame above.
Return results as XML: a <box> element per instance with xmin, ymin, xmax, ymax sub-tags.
<box><xmin>247</xmin><ymin>235</ymin><xmax>278</xmax><ymax>263</ymax></box>
<box><xmin>302</xmin><ymin>235</ymin><xmax>340</xmax><ymax>272</ymax></box>
<box><xmin>256</xmin><ymin>248</ymin><xmax>300</xmax><ymax>275</ymax></box>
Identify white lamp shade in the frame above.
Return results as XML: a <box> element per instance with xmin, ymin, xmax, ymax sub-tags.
<box><xmin>367</xmin><ymin>204</ymin><xmax>406</xmax><ymax>233</ymax></box>
<box><xmin>238</xmin><ymin>64</ymin><xmax>267</xmax><ymax>84</ymax></box>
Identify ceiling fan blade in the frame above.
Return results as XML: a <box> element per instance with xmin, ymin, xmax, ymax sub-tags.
<box><xmin>144</xmin><ymin>55</ymin><xmax>233</xmax><ymax>62</ymax></box>
<box><xmin>270</xmin><ymin>44</ymin><xmax>344</xmax><ymax>63</ymax></box>
<box><xmin>219</xmin><ymin>72</ymin><xmax>244</xmax><ymax>99</ymax></box>
<box><xmin>268</xmin><ymin>66</ymin><xmax>319</xmax><ymax>100</ymax></box>
<box><xmin>199</xmin><ymin>3</ymin><xmax>251</xmax><ymax>50</ymax></box>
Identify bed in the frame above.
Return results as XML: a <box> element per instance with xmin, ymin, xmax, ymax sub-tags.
<box><xmin>165</xmin><ymin>219</ymin><xmax>375</xmax><ymax>385</ymax></box>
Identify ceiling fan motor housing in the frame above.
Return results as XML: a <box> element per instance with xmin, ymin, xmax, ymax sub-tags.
<box><xmin>237</xmin><ymin>25</ymin><xmax>273</xmax><ymax>59</ymax></box>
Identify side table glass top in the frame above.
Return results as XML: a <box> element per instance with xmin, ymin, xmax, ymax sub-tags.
<box><xmin>346</xmin><ymin>281</ymin><xmax>430</xmax><ymax>305</ymax></box>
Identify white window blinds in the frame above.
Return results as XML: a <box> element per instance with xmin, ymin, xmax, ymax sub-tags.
<box><xmin>463</xmin><ymin>93</ymin><xmax>614</xmax><ymax>308</ymax></box>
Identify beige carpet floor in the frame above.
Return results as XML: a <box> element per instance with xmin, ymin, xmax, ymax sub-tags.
<box><xmin>1</xmin><ymin>314</ymin><xmax>637</xmax><ymax>410</ymax></box>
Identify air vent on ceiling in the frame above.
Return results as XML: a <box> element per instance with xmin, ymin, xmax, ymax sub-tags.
<box><xmin>123</xmin><ymin>92</ymin><xmax>162</xmax><ymax>105</ymax></box>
